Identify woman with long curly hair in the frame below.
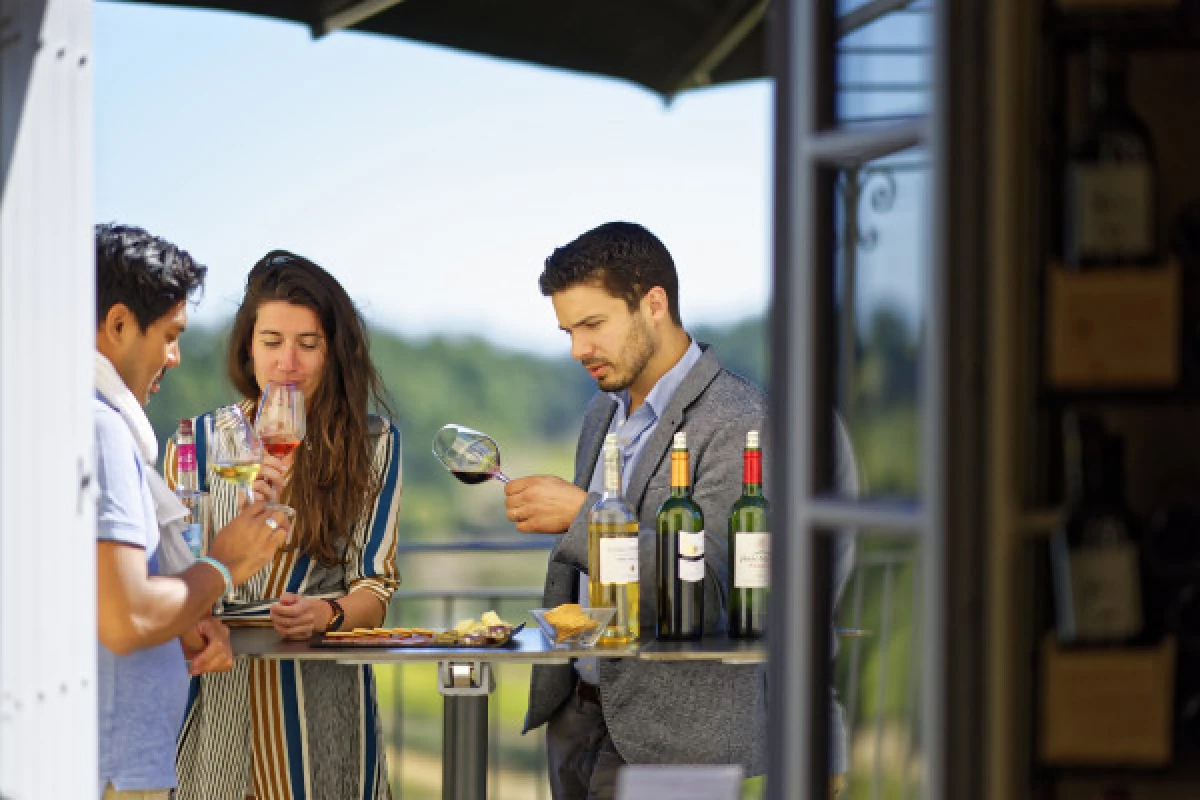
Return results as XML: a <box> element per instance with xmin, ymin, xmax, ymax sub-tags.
<box><xmin>166</xmin><ymin>251</ymin><xmax>402</xmax><ymax>800</ymax></box>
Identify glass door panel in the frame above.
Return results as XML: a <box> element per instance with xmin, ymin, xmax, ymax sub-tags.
<box><xmin>833</xmin><ymin>148</ymin><xmax>928</xmax><ymax>503</ymax></box>
<box><xmin>835</xmin><ymin>0</ymin><xmax>932</xmax><ymax>128</ymax></box>
<box><xmin>834</xmin><ymin>533</ymin><xmax>925</xmax><ymax>800</ymax></box>
<box><xmin>770</xmin><ymin>0</ymin><xmax>975</xmax><ymax>797</ymax></box>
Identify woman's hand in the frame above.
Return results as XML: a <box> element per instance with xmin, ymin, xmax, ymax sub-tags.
<box><xmin>270</xmin><ymin>592</ymin><xmax>333</xmax><ymax>640</ymax></box>
<box><xmin>250</xmin><ymin>453</ymin><xmax>291</xmax><ymax>505</ymax></box>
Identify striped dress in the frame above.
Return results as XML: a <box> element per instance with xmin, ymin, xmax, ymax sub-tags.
<box><xmin>165</xmin><ymin>408</ymin><xmax>402</xmax><ymax>800</ymax></box>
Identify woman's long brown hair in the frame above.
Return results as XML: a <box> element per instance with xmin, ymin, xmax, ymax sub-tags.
<box><xmin>228</xmin><ymin>251</ymin><xmax>394</xmax><ymax>567</ymax></box>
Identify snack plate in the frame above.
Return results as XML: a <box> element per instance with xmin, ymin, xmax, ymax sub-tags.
<box><xmin>530</xmin><ymin>607</ymin><xmax>616</xmax><ymax>648</ymax></box>
<box><xmin>312</xmin><ymin>622</ymin><xmax>526</xmax><ymax>649</ymax></box>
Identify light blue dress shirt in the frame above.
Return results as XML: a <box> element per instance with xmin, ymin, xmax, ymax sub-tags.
<box><xmin>576</xmin><ymin>339</ymin><xmax>702</xmax><ymax>685</ymax></box>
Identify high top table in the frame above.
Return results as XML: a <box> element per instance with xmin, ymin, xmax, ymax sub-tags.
<box><xmin>232</xmin><ymin>628</ymin><xmax>767</xmax><ymax>800</ymax></box>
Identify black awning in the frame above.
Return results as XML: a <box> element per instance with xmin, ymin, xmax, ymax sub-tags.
<box><xmin>111</xmin><ymin>0</ymin><xmax>771</xmax><ymax>99</ymax></box>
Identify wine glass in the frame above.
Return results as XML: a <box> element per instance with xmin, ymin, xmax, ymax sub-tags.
<box><xmin>205</xmin><ymin>405</ymin><xmax>264</xmax><ymax>506</ymax></box>
<box><xmin>255</xmin><ymin>382</ymin><xmax>306</xmax><ymax>459</ymax></box>
<box><xmin>432</xmin><ymin>424</ymin><xmax>511</xmax><ymax>484</ymax></box>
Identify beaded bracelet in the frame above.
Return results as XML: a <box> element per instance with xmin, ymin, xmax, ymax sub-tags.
<box><xmin>197</xmin><ymin>556</ymin><xmax>233</xmax><ymax>598</ymax></box>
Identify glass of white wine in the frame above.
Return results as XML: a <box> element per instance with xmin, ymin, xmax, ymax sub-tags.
<box><xmin>205</xmin><ymin>405</ymin><xmax>263</xmax><ymax>506</ymax></box>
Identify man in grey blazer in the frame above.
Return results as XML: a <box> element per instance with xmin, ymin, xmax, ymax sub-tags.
<box><xmin>505</xmin><ymin>221</ymin><xmax>856</xmax><ymax>799</ymax></box>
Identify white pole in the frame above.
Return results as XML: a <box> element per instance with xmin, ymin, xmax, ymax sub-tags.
<box><xmin>0</xmin><ymin>0</ymin><xmax>96</xmax><ymax>797</ymax></box>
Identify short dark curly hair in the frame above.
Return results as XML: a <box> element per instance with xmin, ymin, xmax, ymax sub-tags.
<box><xmin>95</xmin><ymin>223</ymin><xmax>208</xmax><ymax>331</ymax></box>
<box><xmin>538</xmin><ymin>221</ymin><xmax>681</xmax><ymax>325</ymax></box>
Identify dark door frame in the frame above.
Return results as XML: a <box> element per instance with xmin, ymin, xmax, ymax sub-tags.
<box><xmin>767</xmin><ymin>1</ymin><xmax>989</xmax><ymax>797</ymax></box>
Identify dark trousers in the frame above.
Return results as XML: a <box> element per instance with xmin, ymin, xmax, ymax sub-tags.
<box><xmin>546</xmin><ymin>685</ymin><xmax>627</xmax><ymax>800</ymax></box>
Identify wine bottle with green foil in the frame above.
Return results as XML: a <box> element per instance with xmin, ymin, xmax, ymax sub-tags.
<box><xmin>656</xmin><ymin>431</ymin><xmax>705</xmax><ymax>640</ymax></box>
<box><xmin>588</xmin><ymin>433</ymin><xmax>641</xmax><ymax>644</ymax></box>
<box><xmin>728</xmin><ymin>430</ymin><xmax>769</xmax><ymax>638</ymax></box>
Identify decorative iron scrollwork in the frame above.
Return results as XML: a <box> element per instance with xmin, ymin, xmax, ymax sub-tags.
<box><xmin>836</xmin><ymin>166</ymin><xmax>899</xmax><ymax>253</ymax></box>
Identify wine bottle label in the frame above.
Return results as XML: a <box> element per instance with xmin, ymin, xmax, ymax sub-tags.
<box><xmin>679</xmin><ymin>555</ymin><xmax>704</xmax><ymax>582</ymax></box>
<box><xmin>734</xmin><ymin>532</ymin><xmax>771</xmax><ymax>589</ymax></box>
<box><xmin>178</xmin><ymin>443</ymin><xmax>197</xmax><ymax>473</ymax></box>
<box><xmin>1068</xmin><ymin>541</ymin><xmax>1143</xmax><ymax>639</ymax></box>
<box><xmin>599</xmin><ymin>537</ymin><xmax>639</xmax><ymax>585</ymax></box>
<box><xmin>1070</xmin><ymin>164</ymin><xmax>1154</xmax><ymax>258</ymax></box>
<box><xmin>678</xmin><ymin>530</ymin><xmax>705</xmax><ymax>558</ymax></box>
<box><xmin>183</xmin><ymin>522</ymin><xmax>204</xmax><ymax>559</ymax></box>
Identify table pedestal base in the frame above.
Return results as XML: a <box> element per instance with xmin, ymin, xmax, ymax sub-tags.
<box><xmin>438</xmin><ymin>661</ymin><xmax>495</xmax><ymax>800</ymax></box>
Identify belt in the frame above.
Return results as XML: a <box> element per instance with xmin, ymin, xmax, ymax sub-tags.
<box><xmin>576</xmin><ymin>680</ymin><xmax>602</xmax><ymax>705</ymax></box>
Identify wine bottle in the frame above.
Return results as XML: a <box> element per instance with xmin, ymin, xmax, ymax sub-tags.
<box><xmin>1064</xmin><ymin>39</ymin><xmax>1157</xmax><ymax>268</ymax></box>
<box><xmin>729</xmin><ymin>430</ymin><xmax>769</xmax><ymax>638</ymax></box>
<box><xmin>175</xmin><ymin>418</ymin><xmax>204</xmax><ymax>558</ymax></box>
<box><xmin>656</xmin><ymin>431</ymin><xmax>704</xmax><ymax>640</ymax></box>
<box><xmin>1050</xmin><ymin>413</ymin><xmax>1144</xmax><ymax>644</ymax></box>
<box><xmin>587</xmin><ymin>433</ymin><xmax>641</xmax><ymax>644</ymax></box>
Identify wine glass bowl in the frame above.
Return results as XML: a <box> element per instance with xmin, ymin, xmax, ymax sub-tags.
<box><xmin>432</xmin><ymin>424</ymin><xmax>510</xmax><ymax>484</ymax></box>
<box><xmin>256</xmin><ymin>382</ymin><xmax>306</xmax><ymax>459</ymax></box>
<box><xmin>205</xmin><ymin>405</ymin><xmax>264</xmax><ymax>505</ymax></box>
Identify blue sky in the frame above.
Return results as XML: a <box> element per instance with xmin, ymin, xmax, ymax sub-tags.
<box><xmin>95</xmin><ymin>3</ymin><xmax>923</xmax><ymax>355</ymax></box>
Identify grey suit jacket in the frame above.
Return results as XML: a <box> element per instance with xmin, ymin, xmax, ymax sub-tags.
<box><xmin>523</xmin><ymin>344</ymin><xmax>859</xmax><ymax>775</ymax></box>
<box><xmin>520</xmin><ymin>345</ymin><xmax>754</xmax><ymax>773</ymax></box>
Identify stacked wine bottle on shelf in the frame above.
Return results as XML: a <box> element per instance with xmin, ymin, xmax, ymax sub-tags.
<box><xmin>585</xmin><ymin>428</ymin><xmax>771</xmax><ymax>644</ymax></box>
<box><xmin>1064</xmin><ymin>38</ymin><xmax>1157</xmax><ymax>270</ymax></box>
<box><xmin>1049</xmin><ymin>412</ymin><xmax>1144</xmax><ymax>645</ymax></box>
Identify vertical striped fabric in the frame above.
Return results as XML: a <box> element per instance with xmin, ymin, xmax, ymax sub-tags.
<box><xmin>165</xmin><ymin>408</ymin><xmax>402</xmax><ymax>800</ymax></box>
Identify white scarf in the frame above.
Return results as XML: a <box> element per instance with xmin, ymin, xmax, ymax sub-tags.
<box><xmin>94</xmin><ymin>352</ymin><xmax>196</xmax><ymax>573</ymax></box>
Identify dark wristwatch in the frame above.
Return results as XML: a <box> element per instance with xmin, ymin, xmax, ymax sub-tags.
<box><xmin>324</xmin><ymin>598</ymin><xmax>345</xmax><ymax>632</ymax></box>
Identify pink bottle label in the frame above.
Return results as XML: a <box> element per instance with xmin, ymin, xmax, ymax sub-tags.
<box><xmin>178</xmin><ymin>443</ymin><xmax>196</xmax><ymax>472</ymax></box>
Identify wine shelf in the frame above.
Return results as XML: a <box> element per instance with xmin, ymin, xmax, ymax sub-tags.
<box><xmin>1030</xmin><ymin>2</ymin><xmax>1200</xmax><ymax>795</ymax></box>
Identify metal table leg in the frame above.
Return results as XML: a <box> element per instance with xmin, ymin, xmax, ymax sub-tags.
<box><xmin>437</xmin><ymin>661</ymin><xmax>495</xmax><ymax>800</ymax></box>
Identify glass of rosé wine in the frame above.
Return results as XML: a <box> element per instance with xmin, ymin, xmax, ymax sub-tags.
<box><xmin>256</xmin><ymin>381</ymin><xmax>306</xmax><ymax>460</ymax></box>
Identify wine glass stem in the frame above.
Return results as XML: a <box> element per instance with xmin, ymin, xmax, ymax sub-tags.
<box><xmin>244</xmin><ymin>484</ymin><xmax>257</xmax><ymax>506</ymax></box>
<box><xmin>494</xmin><ymin>471</ymin><xmax>511</xmax><ymax>484</ymax></box>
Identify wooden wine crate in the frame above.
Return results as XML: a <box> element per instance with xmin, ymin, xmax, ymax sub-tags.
<box><xmin>1039</xmin><ymin>635</ymin><xmax>1176</xmax><ymax>767</ymax></box>
<box><xmin>1045</xmin><ymin>261</ymin><xmax>1181</xmax><ymax>389</ymax></box>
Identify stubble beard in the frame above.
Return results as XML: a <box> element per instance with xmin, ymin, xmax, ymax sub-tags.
<box><xmin>595</xmin><ymin>316</ymin><xmax>656</xmax><ymax>393</ymax></box>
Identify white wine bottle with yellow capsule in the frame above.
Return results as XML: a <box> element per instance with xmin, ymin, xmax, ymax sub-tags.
<box><xmin>587</xmin><ymin>433</ymin><xmax>641</xmax><ymax>644</ymax></box>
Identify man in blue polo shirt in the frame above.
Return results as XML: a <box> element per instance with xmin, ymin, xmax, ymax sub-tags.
<box><xmin>94</xmin><ymin>223</ymin><xmax>290</xmax><ymax>800</ymax></box>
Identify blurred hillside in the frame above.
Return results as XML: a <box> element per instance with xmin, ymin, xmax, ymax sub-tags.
<box><xmin>146</xmin><ymin>315</ymin><xmax>770</xmax><ymax>541</ymax></box>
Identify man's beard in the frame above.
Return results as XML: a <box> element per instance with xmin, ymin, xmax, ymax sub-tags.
<box><xmin>592</xmin><ymin>316</ymin><xmax>655</xmax><ymax>393</ymax></box>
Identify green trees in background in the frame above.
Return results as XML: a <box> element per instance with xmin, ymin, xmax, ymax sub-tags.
<box><xmin>148</xmin><ymin>308</ymin><xmax>917</xmax><ymax>541</ymax></box>
<box><xmin>148</xmin><ymin>321</ymin><xmax>771</xmax><ymax>540</ymax></box>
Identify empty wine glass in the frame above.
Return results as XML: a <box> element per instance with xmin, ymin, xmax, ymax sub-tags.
<box><xmin>205</xmin><ymin>405</ymin><xmax>264</xmax><ymax>505</ymax></box>
<box><xmin>255</xmin><ymin>382</ymin><xmax>306</xmax><ymax>459</ymax></box>
<box><xmin>432</xmin><ymin>424</ymin><xmax>510</xmax><ymax>484</ymax></box>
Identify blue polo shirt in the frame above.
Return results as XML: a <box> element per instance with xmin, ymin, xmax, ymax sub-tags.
<box><xmin>94</xmin><ymin>395</ymin><xmax>189</xmax><ymax>796</ymax></box>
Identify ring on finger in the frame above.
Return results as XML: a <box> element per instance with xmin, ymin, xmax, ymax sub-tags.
<box><xmin>265</xmin><ymin>517</ymin><xmax>280</xmax><ymax>532</ymax></box>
